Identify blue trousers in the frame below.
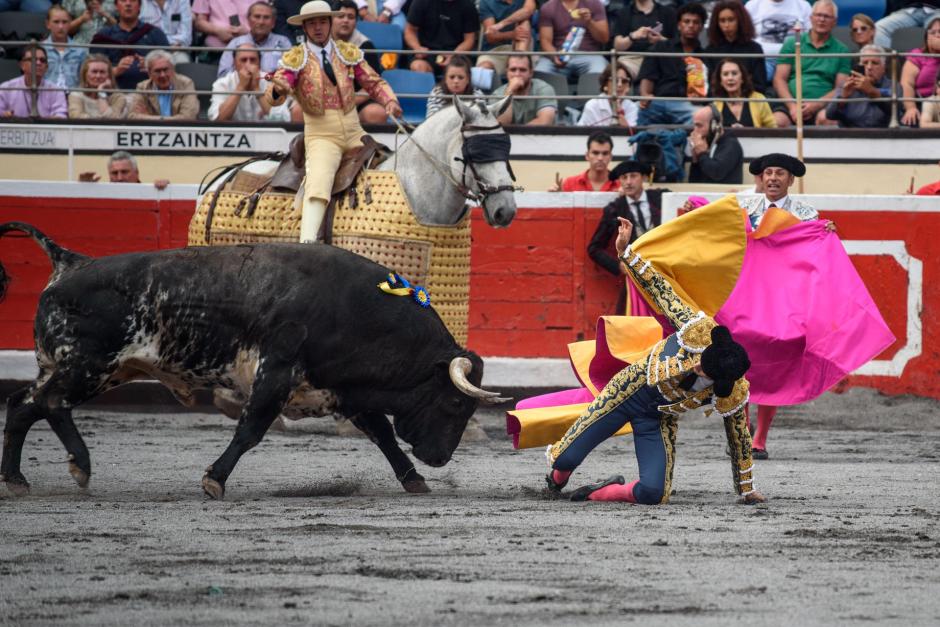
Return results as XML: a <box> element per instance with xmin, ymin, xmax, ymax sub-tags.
<box><xmin>552</xmin><ymin>380</ymin><xmax>678</xmax><ymax>505</ymax></box>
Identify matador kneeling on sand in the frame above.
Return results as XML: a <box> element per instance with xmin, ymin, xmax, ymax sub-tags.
<box><xmin>545</xmin><ymin>217</ymin><xmax>766</xmax><ymax>505</ymax></box>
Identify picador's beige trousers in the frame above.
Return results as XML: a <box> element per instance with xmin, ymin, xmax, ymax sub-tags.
<box><xmin>300</xmin><ymin>108</ymin><xmax>366</xmax><ymax>242</ymax></box>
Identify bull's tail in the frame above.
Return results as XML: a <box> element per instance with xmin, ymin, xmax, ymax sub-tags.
<box><xmin>0</xmin><ymin>222</ymin><xmax>87</xmax><ymax>302</ymax></box>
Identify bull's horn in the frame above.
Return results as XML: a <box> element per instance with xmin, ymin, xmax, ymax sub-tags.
<box><xmin>449</xmin><ymin>357</ymin><xmax>512</xmax><ymax>404</ymax></box>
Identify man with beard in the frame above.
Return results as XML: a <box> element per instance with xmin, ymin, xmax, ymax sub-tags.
<box><xmin>265</xmin><ymin>0</ymin><xmax>401</xmax><ymax>243</ymax></box>
<box><xmin>218</xmin><ymin>2</ymin><xmax>293</xmax><ymax>77</ymax></box>
<box><xmin>492</xmin><ymin>54</ymin><xmax>557</xmax><ymax>126</ymax></box>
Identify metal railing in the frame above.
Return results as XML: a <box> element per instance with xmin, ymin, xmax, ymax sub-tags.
<box><xmin>2</xmin><ymin>38</ymin><xmax>938</xmax><ymax>124</ymax></box>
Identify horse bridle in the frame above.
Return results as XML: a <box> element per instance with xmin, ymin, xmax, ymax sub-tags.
<box><xmin>391</xmin><ymin>117</ymin><xmax>521</xmax><ymax>208</ymax></box>
<box><xmin>453</xmin><ymin>123</ymin><xmax>521</xmax><ymax>206</ymax></box>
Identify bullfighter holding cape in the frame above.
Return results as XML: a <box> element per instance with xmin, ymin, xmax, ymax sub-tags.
<box><xmin>508</xmin><ymin>193</ymin><xmax>895</xmax><ymax>504</ymax></box>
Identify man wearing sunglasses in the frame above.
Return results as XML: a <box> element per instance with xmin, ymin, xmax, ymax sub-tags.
<box><xmin>0</xmin><ymin>44</ymin><xmax>67</xmax><ymax>118</ymax></box>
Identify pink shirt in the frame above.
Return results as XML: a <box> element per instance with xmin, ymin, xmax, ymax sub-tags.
<box><xmin>191</xmin><ymin>0</ymin><xmax>256</xmax><ymax>49</ymax></box>
<box><xmin>907</xmin><ymin>48</ymin><xmax>940</xmax><ymax>98</ymax></box>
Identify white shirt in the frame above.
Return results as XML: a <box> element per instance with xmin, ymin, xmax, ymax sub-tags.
<box><xmin>208</xmin><ymin>72</ymin><xmax>291</xmax><ymax>122</ymax></box>
<box><xmin>746</xmin><ymin>0</ymin><xmax>812</xmax><ymax>56</ymax></box>
<box><xmin>306</xmin><ymin>39</ymin><xmax>337</xmax><ymax>69</ymax></box>
<box><xmin>577</xmin><ymin>97</ymin><xmax>639</xmax><ymax>127</ymax></box>
<box><xmin>627</xmin><ymin>191</ymin><xmax>653</xmax><ymax>236</ymax></box>
<box><xmin>140</xmin><ymin>0</ymin><xmax>193</xmax><ymax>47</ymax></box>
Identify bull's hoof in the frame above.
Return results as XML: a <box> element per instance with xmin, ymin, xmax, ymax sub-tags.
<box><xmin>201</xmin><ymin>475</ymin><xmax>225</xmax><ymax>501</ymax></box>
<box><xmin>67</xmin><ymin>454</ymin><xmax>90</xmax><ymax>488</ymax></box>
<box><xmin>402</xmin><ymin>478</ymin><xmax>431</xmax><ymax>494</ymax></box>
<box><xmin>3</xmin><ymin>474</ymin><xmax>31</xmax><ymax>497</ymax></box>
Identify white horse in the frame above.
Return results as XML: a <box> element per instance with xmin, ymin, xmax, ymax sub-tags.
<box><xmin>201</xmin><ymin>95</ymin><xmax>518</xmax><ymax>229</ymax></box>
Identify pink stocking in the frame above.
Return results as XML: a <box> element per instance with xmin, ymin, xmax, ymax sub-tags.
<box><xmin>752</xmin><ymin>405</ymin><xmax>777</xmax><ymax>450</ymax></box>
<box><xmin>587</xmin><ymin>480</ymin><xmax>638</xmax><ymax>503</ymax></box>
<box><xmin>552</xmin><ymin>469</ymin><xmax>572</xmax><ymax>486</ymax></box>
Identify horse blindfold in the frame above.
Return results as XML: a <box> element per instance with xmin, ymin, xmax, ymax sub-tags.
<box><xmin>462</xmin><ymin>134</ymin><xmax>515</xmax><ymax>181</ymax></box>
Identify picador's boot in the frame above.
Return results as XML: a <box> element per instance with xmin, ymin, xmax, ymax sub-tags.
<box><xmin>300</xmin><ymin>197</ymin><xmax>327</xmax><ymax>243</ymax></box>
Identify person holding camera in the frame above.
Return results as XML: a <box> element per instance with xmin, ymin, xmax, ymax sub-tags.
<box><xmin>821</xmin><ymin>45</ymin><xmax>894</xmax><ymax>128</ymax></box>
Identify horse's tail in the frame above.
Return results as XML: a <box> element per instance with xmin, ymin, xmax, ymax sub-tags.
<box><xmin>0</xmin><ymin>222</ymin><xmax>87</xmax><ymax>303</ymax></box>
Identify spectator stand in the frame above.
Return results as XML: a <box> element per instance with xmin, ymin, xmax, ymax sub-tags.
<box><xmin>356</xmin><ymin>21</ymin><xmax>404</xmax><ymax>54</ymax></box>
<box><xmin>175</xmin><ymin>62</ymin><xmax>219</xmax><ymax>120</ymax></box>
<box><xmin>0</xmin><ymin>11</ymin><xmax>46</xmax><ymax>43</ymax></box>
<box><xmin>834</xmin><ymin>0</ymin><xmax>886</xmax><ymax>26</ymax></box>
<box><xmin>381</xmin><ymin>69</ymin><xmax>436</xmax><ymax>124</ymax></box>
<box><xmin>891</xmin><ymin>27</ymin><xmax>927</xmax><ymax>53</ymax></box>
<box><xmin>533</xmin><ymin>69</ymin><xmax>572</xmax><ymax>122</ymax></box>
<box><xmin>0</xmin><ymin>58</ymin><xmax>19</xmax><ymax>83</ymax></box>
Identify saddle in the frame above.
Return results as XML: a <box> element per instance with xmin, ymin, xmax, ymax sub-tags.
<box><xmin>202</xmin><ymin>133</ymin><xmax>389</xmax><ymax>244</ymax></box>
<box><xmin>270</xmin><ymin>133</ymin><xmax>388</xmax><ymax>196</ymax></box>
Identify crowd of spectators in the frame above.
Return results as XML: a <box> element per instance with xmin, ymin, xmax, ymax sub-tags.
<box><xmin>1</xmin><ymin>0</ymin><xmax>938</xmax><ymax>129</ymax></box>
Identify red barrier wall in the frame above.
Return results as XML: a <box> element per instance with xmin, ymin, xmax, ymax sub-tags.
<box><xmin>1</xmin><ymin>185</ymin><xmax>938</xmax><ymax>399</ymax></box>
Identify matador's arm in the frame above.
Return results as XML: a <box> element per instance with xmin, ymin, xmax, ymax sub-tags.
<box><xmin>621</xmin><ymin>246</ymin><xmax>699</xmax><ymax>330</ymax></box>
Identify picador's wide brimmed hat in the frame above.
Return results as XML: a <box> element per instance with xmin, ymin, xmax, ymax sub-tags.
<box><xmin>749</xmin><ymin>153</ymin><xmax>806</xmax><ymax>177</ymax></box>
<box><xmin>609</xmin><ymin>159</ymin><xmax>652</xmax><ymax>181</ymax></box>
<box><xmin>287</xmin><ymin>0</ymin><xmax>342</xmax><ymax>25</ymax></box>
<box><xmin>700</xmin><ymin>326</ymin><xmax>751</xmax><ymax>398</ymax></box>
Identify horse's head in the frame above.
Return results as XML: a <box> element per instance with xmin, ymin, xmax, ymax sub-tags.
<box><xmin>452</xmin><ymin>95</ymin><xmax>519</xmax><ymax>228</ymax></box>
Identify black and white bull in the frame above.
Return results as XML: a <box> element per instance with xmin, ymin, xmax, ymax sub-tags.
<box><xmin>0</xmin><ymin>222</ymin><xmax>507</xmax><ymax>499</ymax></box>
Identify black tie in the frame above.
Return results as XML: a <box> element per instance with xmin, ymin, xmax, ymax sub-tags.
<box><xmin>632</xmin><ymin>200</ymin><xmax>647</xmax><ymax>231</ymax></box>
<box><xmin>321</xmin><ymin>48</ymin><xmax>337</xmax><ymax>85</ymax></box>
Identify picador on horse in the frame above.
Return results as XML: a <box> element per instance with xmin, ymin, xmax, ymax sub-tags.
<box><xmin>263</xmin><ymin>0</ymin><xmax>402</xmax><ymax>243</ymax></box>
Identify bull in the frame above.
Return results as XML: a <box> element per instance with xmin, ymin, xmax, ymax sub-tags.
<box><xmin>0</xmin><ymin>222</ymin><xmax>507</xmax><ymax>499</ymax></box>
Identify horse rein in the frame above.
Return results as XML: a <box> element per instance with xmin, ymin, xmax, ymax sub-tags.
<box><xmin>390</xmin><ymin>116</ymin><xmax>520</xmax><ymax>206</ymax></box>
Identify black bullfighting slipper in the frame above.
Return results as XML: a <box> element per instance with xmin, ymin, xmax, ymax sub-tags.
<box><xmin>545</xmin><ymin>471</ymin><xmax>568</xmax><ymax>493</ymax></box>
<box><xmin>569</xmin><ymin>475</ymin><xmax>626</xmax><ymax>502</ymax></box>
<box><xmin>752</xmin><ymin>448</ymin><xmax>769</xmax><ymax>460</ymax></box>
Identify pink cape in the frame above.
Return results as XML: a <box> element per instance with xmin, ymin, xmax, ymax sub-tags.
<box><xmin>715</xmin><ymin>220</ymin><xmax>895</xmax><ymax>405</ymax></box>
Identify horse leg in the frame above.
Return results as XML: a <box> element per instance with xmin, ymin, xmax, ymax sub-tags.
<box><xmin>349</xmin><ymin>411</ymin><xmax>430</xmax><ymax>494</ymax></box>
<box><xmin>202</xmin><ymin>366</ymin><xmax>295</xmax><ymax>501</ymax></box>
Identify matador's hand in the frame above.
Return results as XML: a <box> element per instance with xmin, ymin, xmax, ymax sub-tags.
<box><xmin>615</xmin><ymin>217</ymin><xmax>634</xmax><ymax>258</ymax></box>
<box><xmin>740</xmin><ymin>490</ymin><xmax>766</xmax><ymax>505</ymax></box>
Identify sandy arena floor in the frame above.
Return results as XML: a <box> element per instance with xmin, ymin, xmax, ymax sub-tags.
<box><xmin>1</xmin><ymin>387</ymin><xmax>939</xmax><ymax>626</ymax></box>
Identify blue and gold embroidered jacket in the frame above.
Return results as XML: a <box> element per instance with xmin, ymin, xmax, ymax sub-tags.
<box><xmin>623</xmin><ymin>246</ymin><xmax>755</xmax><ymax>496</ymax></box>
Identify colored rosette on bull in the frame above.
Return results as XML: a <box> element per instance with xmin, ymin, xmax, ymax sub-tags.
<box><xmin>412</xmin><ymin>286</ymin><xmax>431</xmax><ymax>308</ymax></box>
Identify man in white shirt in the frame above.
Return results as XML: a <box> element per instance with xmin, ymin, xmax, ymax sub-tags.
<box><xmin>738</xmin><ymin>152</ymin><xmax>834</xmax><ymax>461</ymax></box>
<box><xmin>140</xmin><ymin>0</ymin><xmax>192</xmax><ymax>64</ymax></box>
<box><xmin>209</xmin><ymin>44</ymin><xmax>291</xmax><ymax>121</ymax></box>
<box><xmin>746</xmin><ymin>0</ymin><xmax>811</xmax><ymax>79</ymax></box>
<box><xmin>739</xmin><ymin>152</ymin><xmax>818</xmax><ymax>230</ymax></box>
<box><xmin>218</xmin><ymin>1</ymin><xmax>294</xmax><ymax>77</ymax></box>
